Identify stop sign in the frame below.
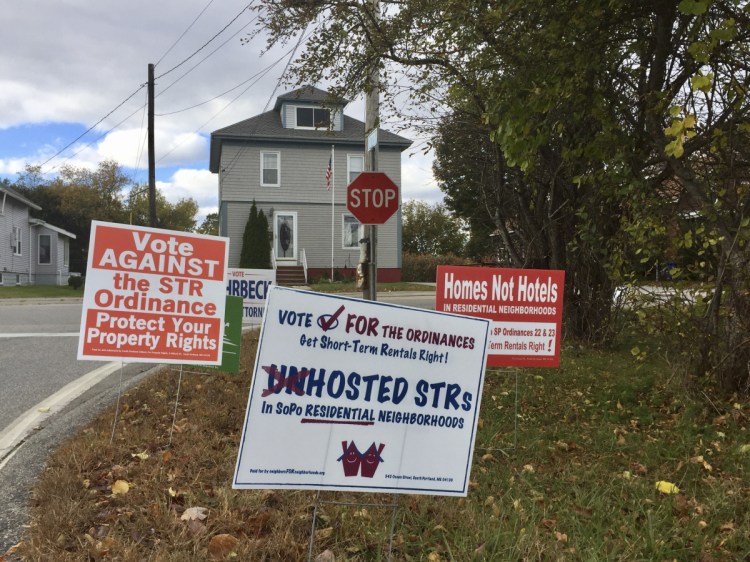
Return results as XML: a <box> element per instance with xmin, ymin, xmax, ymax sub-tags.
<box><xmin>346</xmin><ymin>172</ymin><xmax>400</xmax><ymax>225</ymax></box>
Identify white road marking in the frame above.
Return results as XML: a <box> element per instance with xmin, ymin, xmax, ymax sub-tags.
<box><xmin>0</xmin><ymin>333</ymin><xmax>78</xmax><ymax>338</ymax></box>
<box><xmin>0</xmin><ymin>362</ymin><xmax>122</xmax><ymax>467</ymax></box>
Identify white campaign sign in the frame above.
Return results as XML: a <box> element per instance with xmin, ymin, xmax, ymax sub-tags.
<box><xmin>233</xmin><ymin>286</ymin><xmax>490</xmax><ymax>496</ymax></box>
<box><xmin>226</xmin><ymin>268</ymin><xmax>275</xmax><ymax>324</ymax></box>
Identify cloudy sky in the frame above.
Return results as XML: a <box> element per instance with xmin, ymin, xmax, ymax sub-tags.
<box><xmin>0</xmin><ymin>1</ymin><xmax>441</xmax><ymax>223</ymax></box>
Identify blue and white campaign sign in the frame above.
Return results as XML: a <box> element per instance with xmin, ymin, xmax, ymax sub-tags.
<box><xmin>233</xmin><ymin>286</ymin><xmax>490</xmax><ymax>496</ymax></box>
<box><xmin>226</xmin><ymin>268</ymin><xmax>275</xmax><ymax>324</ymax></box>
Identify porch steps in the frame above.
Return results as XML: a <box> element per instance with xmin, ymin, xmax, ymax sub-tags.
<box><xmin>275</xmin><ymin>265</ymin><xmax>307</xmax><ymax>286</ymax></box>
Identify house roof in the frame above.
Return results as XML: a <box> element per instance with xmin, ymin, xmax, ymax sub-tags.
<box><xmin>273</xmin><ymin>85</ymin><xmax>349</xmax><ymax>111</ymax></box>
<box><xmin>1</xmin><ymin>185</ymin><xmax>42</xmax><ymax>211</ymax></box>
<box><xmin>210</xmin><ymin>87</ymin><xmax>412</xmax><ymax>173</ymax></box>
<box><xmin>29</xmin><ymin>218</ymin><xmax>77</xmax><ymax>239</ymax></box>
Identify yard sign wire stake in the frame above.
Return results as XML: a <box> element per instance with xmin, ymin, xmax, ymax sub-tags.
<box><xmin>478</xmin><ymin>368</ymin><xmax>519</xmax><ymax>455</ymax></box>
<box><xmin>306</xmin><ymin>494</ymin><xmax>400</xmax><ymax>562</ymax></box>
<box><xmin>109</xmin><ymin>362</ymin><xmax>125</xmax><ymax>445</ymax></box>
<box><xmin>306</xmin><ymin>490</ymin><xmax>322</xmax><ymax>562</ymax></box>
<box><xmin>168</xmin><ymin>365</ymin><xmax>185</xmax><ymax>446</ymax></box>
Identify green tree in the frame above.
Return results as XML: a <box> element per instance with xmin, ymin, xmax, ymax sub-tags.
<box><xmin>197</xmin><ymin>212</ymin><xmax>219</xmax><ymax>235</ymax></box>
<box><xmin>402</xmin><ymin>200</ymin><xmax>465</xmax><ymax>256</ymax></box>
<box><xmin>16</xmin><ymin>161</ymin><xmax>130</xmax><ymax>273</ymax></box>
<box><xmin>127</xmin><ymin>187</ymin><xmax>199</xmax><ymax>232</ymax></box>
<box><xmin>239</xmin><ymin>201</ymin><xmax>271</xmax><ymax>268</ymax></box>
<box><xmin>253</xmin><ymin>0</ymin><xmax>750</xmax><ymax>391</ymax></box>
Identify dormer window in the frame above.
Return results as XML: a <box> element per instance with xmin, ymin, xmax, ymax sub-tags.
<box><xmin>296</xmin><ymin>107</ymin><xmax>331</xmax><ymax>129</ymax></box>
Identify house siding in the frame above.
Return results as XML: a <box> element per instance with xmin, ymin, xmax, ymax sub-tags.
<box><xmin>1</xmin><ymin>197</ymin><xmax>32</xmax><ymax>285</ymax></box>
<box><xmin>0</xmin><ymin>189</ymin><xmax>75</xmax><ymax>286</ymax></box>
<box><xmin>219</xmin><ymin>141</ymin><xmax>402</xmax><ymax>273</ymax></box>
<box><xmin>212</xmin><ymin>87</ymin><xmax>410</xmax><ymax>282</ymax></box>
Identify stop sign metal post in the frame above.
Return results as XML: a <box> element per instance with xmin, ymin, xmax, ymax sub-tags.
<box><xmin>346</xmin><ymin>171</ymin><xmax>400</xmax><ymax>302</ymax></box>
<box><xmin>346</xmin><ymin>172</ymin><xmax>400</xmax><ymax>225</ymax></box>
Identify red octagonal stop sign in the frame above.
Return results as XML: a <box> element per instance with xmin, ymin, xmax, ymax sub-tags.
<box><xmin>346</xmin><ymin>172</ymin><xmax>400</xmax><ymax>225</ymax></box>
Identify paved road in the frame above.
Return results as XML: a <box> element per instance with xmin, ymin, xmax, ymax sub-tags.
<box><xmin>0</xmin><ymin>299</ymin><xmax>155</xmax><ymax>554</ymax></box>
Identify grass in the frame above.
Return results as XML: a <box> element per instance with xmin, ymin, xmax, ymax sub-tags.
<box><xmin>0</xmin><ymin>281</ymin><xmax>433</xmax><ymax>299</ymax></box>
<box><xmin>0</xmin><ymin>285</ymin><xmax>84</xmax><ymax>299</ymax></box>
<box><xmin>308</xmin><ymin>281</ymin><xmax>436</xmax><ymax>293</ymax></box>
<box><xmin>9</xmin><ymin>325</ymin><xmax>749</xmax><ymax>561</ymax></box>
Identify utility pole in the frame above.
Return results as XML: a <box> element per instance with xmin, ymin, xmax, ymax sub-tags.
<box><xmin>363</xmin><ymin>0</ymin><xmax>380</xmax><ymax>301</ymax></box>
<box><xmin>147</xmin><ymin>63</ymin><xmax>157</xmax><ymax>228</ymax></box>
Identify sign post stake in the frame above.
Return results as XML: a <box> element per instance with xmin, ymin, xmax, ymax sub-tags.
<box><xmin>109</xmin><ymin>362</ymin><xmax>125</xmax><ymax>445</ymax></box>
<box><xmin>168</xmin><ymin>365</ymin><xmax>185</xmax><ymax>447</ymax></box>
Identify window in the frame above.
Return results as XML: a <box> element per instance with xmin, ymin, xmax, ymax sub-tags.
<box><xmin>39</xmin><ymin>234</ymin><xmax>51</xmax><ymax>265</ymax></box>
<box><xmin>63</xmin><ymin>238</ymin><xmax>69</xmax><ymax>267</ymax></box>
<box><xmin>342</xmin><ymin>214</ymin><xmax>363</xmax><ymax>249</ymax></box>
<box><xmin>296</xmin><ymin>107</ymin><xmax>331</xmax><ymax>129</ymax></box>
<box><xmin>12</xmin><ymin>226</ymin><xmax>21</xmax><ymax>256</ymax></box>
<box><xmin>261</xmin><ymin>152</ymin><xmax>280</xmax><ymax>186</ymax></box>
<box><xmin>347</xmin><ymin>154</ymin><xmax>364</xmax><ymax>184</ymax></box>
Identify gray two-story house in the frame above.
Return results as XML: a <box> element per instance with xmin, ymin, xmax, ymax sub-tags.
<box><xmin>209</xmin><ymin>86</ymin><xmax>411</xmax><ymax>283</ymax></box>
<box><xmin>0</xmin><ymin>185</ymin><xmax>77</xmax><ymax>286</ymax></box>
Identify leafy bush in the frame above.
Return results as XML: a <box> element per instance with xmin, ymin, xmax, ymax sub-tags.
<box><xmin>401</xmin><ymin>252</ymin><xmax>468</xmax><ymax>282</ymax></box>
<box><xmin>68</xmin><ymin>275</ymin><xmax>84</xmax><ymax>290</ymax></box>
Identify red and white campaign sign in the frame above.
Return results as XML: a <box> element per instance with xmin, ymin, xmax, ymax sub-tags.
<box><xmin>436</xmin><ymin>265</ymin><xmax>565</xmax><ymax>368</ymax></box>
<box><xmin>78</xmin><ymin>221</ymin><xmax>229</xmax><ymax>364</ymax></box>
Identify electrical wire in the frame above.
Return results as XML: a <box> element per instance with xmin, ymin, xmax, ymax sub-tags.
<box><xmin>155</xmin><ymin>0</ymin><xmax>216</xmax><ymax>67</ymax></box>
<box><xmin>155</xmin><ymin>2</ymin><xmax>254</xmax><ymax>80</ymax></box>
<box><xmin>38</xmin><ymin>84</ymin><xmax>145</xmax><ymax>169</ymax></box>
<box><xmin>155</xmin><ymin>11</ymin><xmax>261</xmax><ymax>105</ymax></box>
<box><xmin>37</xmin><ymin>2</ymin><xmax>254</xmax><ymax>173</ymax></box>
<box><xmin>155</xmin><ymin>49</ymin><xmax>288</xmax><ymax>165</ymax></box>
<box><xmin>207</xmin><ymin>27</ymin><xmax>310</xmax><ymax>177</ymax></box>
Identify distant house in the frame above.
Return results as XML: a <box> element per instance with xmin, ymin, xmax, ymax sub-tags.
<box><xmin>0</xmin><ymin>186</ymin><xmax>76</xmax><ymax>286</ymax></box>
<box><xmin>209</xmin><ymin>86</ymin><xmax>411</xmax><ymax>283</ymax></box>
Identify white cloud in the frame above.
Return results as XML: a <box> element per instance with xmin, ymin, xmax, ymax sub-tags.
<box><xmin>158</xmin><ymin>168</ymin><xmax>216</xmax><ymax>206</ymax></box>
<box><xmin>0</xmin><ymin>1</ymin><xmax>443</xmax><ymax>205</ymax></box>
<box><xmin>401</xmin><ymin>150</ymin><xmax>442</xmax><ymax>203</ymax></box>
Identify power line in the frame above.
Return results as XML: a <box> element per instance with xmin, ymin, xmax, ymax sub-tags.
<box><xmin>155</xmin><ymin>49</ymin><xmax>289</xmax><ymax>165</ymax></box>
<box><xmin>155</xmin><ymin>11</ymin><xmax>261</xmax><ymax>104</ymax></box>
<box><xmin>39</xmin><ymin>84</ymin><xmax>145</xmax><ymax>169</ymax></box>
<box><xmin>155</xmin><ymin>0</ymin><xmax>216</xmax><ymax>66</ymax></box>
<box><xmin>44</xmin><ymin>101</ymin><xmax>148</xmax><ymax>174</ymax></box>
<box><xmin>155</xmin><ymin>2</ymin><xmax>253</xmax><ymax>80</ymax></box>
<box><xmin>37</xmin><ymin>2</ymin><xmax>253</xmax><ymax>173</ymax></box>
<box><xmin>220</xmin><ymin>27</ymin><xmax>310</xmax><ymax>177</ymax></box>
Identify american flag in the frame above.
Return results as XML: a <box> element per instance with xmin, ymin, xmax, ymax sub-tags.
<box><xmin>325</xmin><ymin>156</ymin><xmax>332</xmax><ymax>190</ymax></box>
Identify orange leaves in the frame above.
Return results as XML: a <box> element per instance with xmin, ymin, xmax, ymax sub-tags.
<box><xmin>208</xmin><ymin>534</ymin><xmax>239</xmax><ymax>560</ymax></box>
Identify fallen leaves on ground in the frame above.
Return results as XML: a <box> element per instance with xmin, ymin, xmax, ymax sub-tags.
<box><xmin>181</xmin><ymin>506</ymin><xmax>209</xmax><ymax>521</ymax></box>
<box><xmin>208</xmin><ymin>533</ymin><xmax>239</xmax><ymax>560</ymax></box>
<box><xmin>110</xmin><ymin>480</ymin><xmax>129</xmax><ymax>495</ymax></box>
<box><xmin>655</xmin><ymin>480</ymin><xmax>680</xmax><ymax>494</ymax></box>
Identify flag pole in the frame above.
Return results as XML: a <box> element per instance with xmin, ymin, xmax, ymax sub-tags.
<box><xmin>331</xmin><ymin>144</ymin><xmax>335</xmax><ymax>281</ymax></box>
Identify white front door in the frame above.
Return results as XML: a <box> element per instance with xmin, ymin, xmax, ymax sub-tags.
<box><xmin>273</xmin><ymin>211</ymin><xmax>297</xmax><ymax>262</ymax></box>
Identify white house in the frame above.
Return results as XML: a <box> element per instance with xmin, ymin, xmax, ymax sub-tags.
<box><xmin>0</xmin><ymin>186</ymin><xmax>76</xmax><ymax>286</ymax></box>
<box><xmin>209</xmin><ymin>86</ymin><xmax>411</xmax><ymax>283</ymax></box>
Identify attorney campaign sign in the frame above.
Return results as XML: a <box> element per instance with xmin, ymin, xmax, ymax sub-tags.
<box><xmin>226</xmin><ymin>268</ymin><xmax>275</xmax><ymax>324</ymax></box>
<box><xmin>78</xmin><ymin>221</ymin><xmax>229</xmax><ymax>365</ymax></box>
<box><xmin>233</xmin><ymin>286</ymin><xmax>489</xmax><ymax>496</ymax></box>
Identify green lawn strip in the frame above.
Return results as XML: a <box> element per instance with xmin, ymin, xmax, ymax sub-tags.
<box><xmin>0</xmin><ymin>281</ymin><xmax>434</xmax><ymax>299</ymax></box>
<box><xmin>13</xmin><ymin>330</ymin><xmax>750</xmax><ymax>560</ymax></box>
<box><xmin>0</xmin><ymin>285</ymin><xmax>84</xmax><ymax>299</ymax></box>
<box><xmin>308</xmin><ymin>281</ymin><xmax>436</xmax><ymax>293</ymax></box>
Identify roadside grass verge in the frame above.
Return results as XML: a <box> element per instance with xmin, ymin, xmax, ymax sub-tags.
<box><xmin>12</xmin><ymin>331</ymin><xmax>750</xmax><ymax>560</ymax></box>
<box><xmin>0</xmin><ymin>285</ymin><xmax>83</xmax><ymax>299</ymax></box>
<box><xmin>309</xmin><ymin>281</ymin><xmax>436</xmax><ymax>293</ymax></box>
